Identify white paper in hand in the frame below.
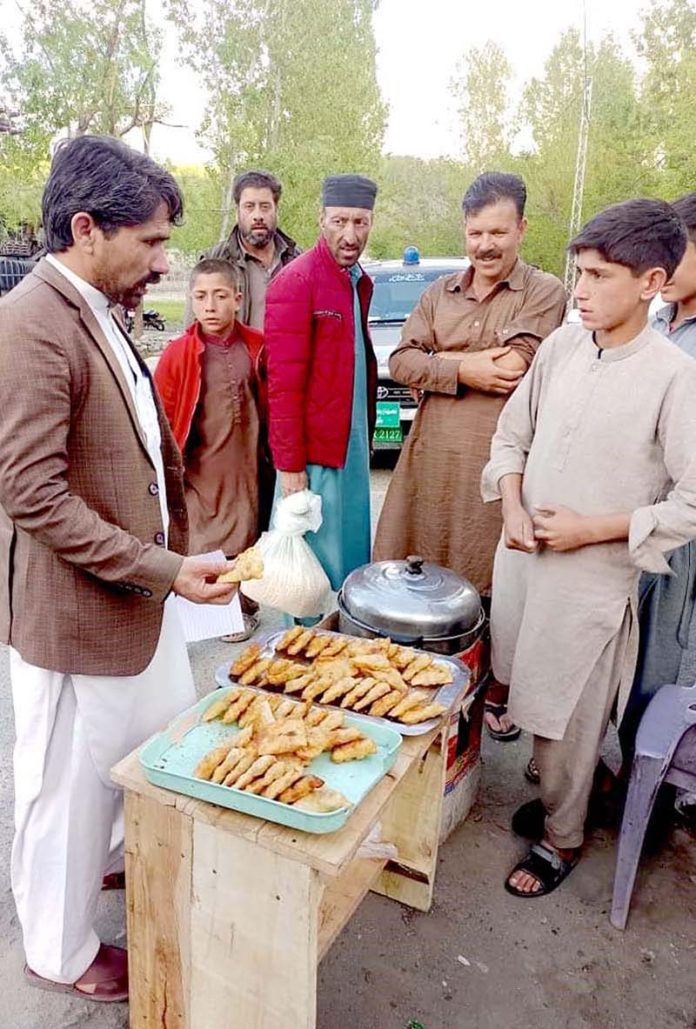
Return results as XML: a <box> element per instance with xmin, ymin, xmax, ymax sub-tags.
<box><xmin>174</xmin><ymin>550</ymin><xmax>244</xmax><ymax>643</ymax></box>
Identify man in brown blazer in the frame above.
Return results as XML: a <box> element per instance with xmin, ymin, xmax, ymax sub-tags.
<box><xmin>0</xmin><ymin>136</ymin><xmax>238</xmax><ymax>1003</ymax></box>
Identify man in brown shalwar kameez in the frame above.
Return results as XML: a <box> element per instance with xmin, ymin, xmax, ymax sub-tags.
<box><xmin>155</xmin><ymin>258</ymin><xmax>271</xmax><ymax>640</ymax></box>
<box><xmin>373</xmin><ymin>172</ymin><xmax>566</xmax><ymax>738</ymax></box>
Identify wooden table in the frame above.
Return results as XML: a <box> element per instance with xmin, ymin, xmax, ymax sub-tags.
<box><xmin>112</xmin><ymin>720</ymin><xmax>451</xmax><ymax>1028</ymax></box>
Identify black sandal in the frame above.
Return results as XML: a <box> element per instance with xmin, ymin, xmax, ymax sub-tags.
<box><xmin>484</xmin><ymin>701</ymin><xmax>522</xmax><ymax>742</ymax></box>
<box><xmin>505</xmin><ymin>842</ymin><xmax>580</xmax><ymax>898</ymax></box>
<box><xmin>524</xmin><ymin>757</ymin><xmax>540</xmax><ymax>784</ymax></box>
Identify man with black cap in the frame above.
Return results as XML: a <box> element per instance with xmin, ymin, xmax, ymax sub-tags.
<box><xmin>264</xmin><ymin>174</ymin><xmax>378</xmax><ymax>601</ymax></box>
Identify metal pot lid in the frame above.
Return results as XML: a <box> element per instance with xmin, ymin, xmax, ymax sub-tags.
<box><xmin>340</xmin><ymin>555</ymin><xmax>481</xmax><ymax>639</ymax></box>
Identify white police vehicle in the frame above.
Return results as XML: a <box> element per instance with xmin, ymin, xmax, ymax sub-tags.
<box><xmin>365</xmin><ymin>247</ymin><xmax>470</xmax><ymax>449</ymax></box>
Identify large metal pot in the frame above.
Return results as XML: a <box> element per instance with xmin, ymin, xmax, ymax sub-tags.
<box><xmin>338</xmin><ymin>555</ymin><xmax>485</xmax><ymax>656</ymax></box>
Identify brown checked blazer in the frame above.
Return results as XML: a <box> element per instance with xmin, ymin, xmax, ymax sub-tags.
<box><xmin>0</xmin><ymin>259</ymin><xmax>188</xmax><ymax>675</ymax></box>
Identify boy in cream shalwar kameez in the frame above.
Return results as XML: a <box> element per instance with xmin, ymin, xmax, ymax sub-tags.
<box><xmin>482</xmin><ymin>199</ymin><xmax>696</xmax><ymax>897</ymax></box>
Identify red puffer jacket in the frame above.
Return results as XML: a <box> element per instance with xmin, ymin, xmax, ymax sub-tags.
<box><xmin>153</xmin><ymin>320</ymin><xmax>266</xmax><ymax>452</ymax></box>
<box><xmin>265</xmin><ymin>236</ymin><xmax>377</xmax><ymax>472</ymax></box>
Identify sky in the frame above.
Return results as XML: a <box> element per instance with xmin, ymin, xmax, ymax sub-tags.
<box><xmin>1</xmin><ymin>0</ymin><xmax>647</xmax><ymax>165</ymax></box>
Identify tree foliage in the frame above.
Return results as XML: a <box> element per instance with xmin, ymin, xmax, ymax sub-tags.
<box><xmin>2</xmin><ymin>0</ymin><xmax>696</xmax><ymax>279</ymax></box>
<box><xmin>165</xmin><ymin>0</ymin><xmax>386</xmax><ymax>244</ymax></box>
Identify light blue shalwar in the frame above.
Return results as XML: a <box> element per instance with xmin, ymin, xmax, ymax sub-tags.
<box><xmin>273</xmin><ymin>264</ymin><xmax>371</xmax><ymax>621</ymax></box>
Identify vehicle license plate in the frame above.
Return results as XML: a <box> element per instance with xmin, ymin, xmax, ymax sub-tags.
<box><xmin>376</xmin><ymin>401</ymin><xmax>401</xmax><ymax>428</ymax></box>
<box><xmin>373</xmin><ymin>427</ymin><xmax>403</xmax><ymax>443</ymax></box>
<box><xmin>374</xmin><ymin>401</ymin><xmax>403</xmax><ymax>444</ymax></box>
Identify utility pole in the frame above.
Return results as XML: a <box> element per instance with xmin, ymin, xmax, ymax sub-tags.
<box><xmin>563</xmin><ymin>1</ymin><xmax>592</xmax><ymax>306</ymax></box>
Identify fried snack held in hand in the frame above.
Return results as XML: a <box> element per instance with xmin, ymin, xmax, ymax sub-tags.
<box><xmin>217</xmin><ymin>546</ymin><xmax>264</xmax><ymax>583</ymax></box>
<box><xmin>331</xmin><ymin>738</ymin><xmax>378</xmax><ymax>763</ymax></box>
<box><xmin>230</xmin><ymin>645</ymin><xmax>261</xmax><ymax>677</ymax></box>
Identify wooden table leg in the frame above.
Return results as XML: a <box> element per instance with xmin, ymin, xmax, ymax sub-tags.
<box><xmin>189</xmin><ymin>819</ymin><xmax>322</xmax><ymax>1029</ymax></box>
<box><xmin>372</xmin><ymin>734</ymin><xmax>446</xmax><ymax>912</ymax></box>
<box><xmin>124</xmin><ymin>791</ymin><xmax>193</xmax><ymax>1027</ymax></box>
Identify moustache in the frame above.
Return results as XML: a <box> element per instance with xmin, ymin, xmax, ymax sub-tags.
<box><xmin>477</xmin><ymin>251</ymin><xmax>501</xmax><ymax>261</ymax></box>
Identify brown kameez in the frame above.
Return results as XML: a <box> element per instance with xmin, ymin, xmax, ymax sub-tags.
<box><xmin>372</xmin><ymin>260</ymin><xmax>566</xmax><ymax>593</ymax></box>
<box><xmin>184</xmin><ymin>334</ymin><xmax>261</xmax><ymax>556</ymax></box>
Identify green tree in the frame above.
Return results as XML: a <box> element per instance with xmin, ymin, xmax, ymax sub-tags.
<box><xmin>451</xmin><ymin>42</ymin><xmax>513</xmax><ymax>173</ymax></box>
<box><xmin>0</xmin><ymin>0</ymin><xmax>167</xmax><ymax>159</ymax></box>
<box><xmin>635</xmin><ymin>0</ymin><xmax>696</xmax><ymax>197</ymax></box>
<box><xmin>167</xmin><ymin>0</ymin><xmax>387</xmax><ymax>246</ymax></box>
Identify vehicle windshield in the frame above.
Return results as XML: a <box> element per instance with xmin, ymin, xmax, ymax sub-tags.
<box><xmin>367</xmin><ymin>268</ymin><xmax>463</xmax><ymax>323</ymax></box>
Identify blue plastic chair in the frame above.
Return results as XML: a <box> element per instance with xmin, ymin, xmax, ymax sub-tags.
<box><xmin>611</xmin><ymin>683</ymin><xmax>696</xmax><ymax>929</ymax></box>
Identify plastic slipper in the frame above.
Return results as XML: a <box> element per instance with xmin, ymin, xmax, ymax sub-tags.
<box><xmin>511</xmin><ymin>798</ymin><xmax>546</xmax><ymax>840</ymax></box>
<box><xmin>484</xmin><ymin>701</ymin><xmax>522</xmax><ymax>742</ymax></box>
<box><xmin>24</xmin><ymin>943</ymin><xmax>128</xmax><ymax>1003</ymax></box>
<box><xmin>524</xmin><ymin>756</ymin><xmax>541</xmax><ymax>784</ymax></box>
<box><xmin>504</xmin><ymin>842</ymin><xmax>580</xmax><ymax>898</ymax></box>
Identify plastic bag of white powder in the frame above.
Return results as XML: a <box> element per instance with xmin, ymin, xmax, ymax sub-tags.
<box><xmin>241</xmin><ymin>491</ymin><xmax>332</xmax><ymax>617</ymax></box>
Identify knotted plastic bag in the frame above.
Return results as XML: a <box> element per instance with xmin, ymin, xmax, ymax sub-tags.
<box><xmin>241</xmin><ymin>490</ymin><xmax>332</xmax><ymax>617</ymax></box>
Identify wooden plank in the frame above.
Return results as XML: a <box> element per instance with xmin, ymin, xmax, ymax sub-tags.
<box><xmin>372</xmin><ymin>734</ymin><xmax>447</xmax><ymax>912</ymax></box>
<box><xmin>317</xmin><ymin>858</ymin><xmax>385</xmax><ymax>961</ymax></box>
<box><xmin>124</xmin><ymin>791</ymin><xmax>192</xmax><ymax>1028</ymax></box>
<box><xmin>189</xmin><ymin>820</ymin><xmax>321</xmax><ymax>1029</ymax></box>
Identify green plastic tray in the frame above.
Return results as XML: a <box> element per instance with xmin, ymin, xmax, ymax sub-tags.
<box><xmin>139</xmin><ymin>688</ymin><xmax>402</xmax><ymax>835</ymax></box>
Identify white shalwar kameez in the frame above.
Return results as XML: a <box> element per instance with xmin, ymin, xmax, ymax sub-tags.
<box><xmin>10</xmin><ymin>257</ymin><xmax>195</xmax><ymax>983</ymax></box>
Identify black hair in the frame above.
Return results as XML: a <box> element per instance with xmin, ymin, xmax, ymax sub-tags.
<box><xmin>189</xmin><ymin>258</ymin><xmax>241</xmax><ymax>291</ymax></box>
<box><xmin>672</xmin><ymin>193</ymin><xmax>696</xmax><ymax>244</ymax></box>
<box><xmin>568</xmin><ymin>199</ymin><xmax>687</xmax><ymax>278</ymax></box>
<box><xmin>462</xmin><ymin>172</ymin><xmax>527</xmax><ymax>220</ymax></box>
<box><xmin>42</xmin><ymin>135</ymin><xmax>184</xmax><ymax>253</ymax></box>
<box><xmin>233</xmin><ymin>170</ymin><xmax>282</xmax><ymax>206</ymax></box>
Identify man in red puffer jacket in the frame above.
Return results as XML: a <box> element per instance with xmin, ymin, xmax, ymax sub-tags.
<box><xmin>265</xmin><ymin>174</ymin><xmax>378</xmax><ymax>602</ymax></box>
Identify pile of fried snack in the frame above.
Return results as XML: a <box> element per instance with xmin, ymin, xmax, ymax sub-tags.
<box><xmin>193</xmin><ymin>687</ymin><xmax>379</xmax><ymax>812</ymax></box>
<box><xmin>228</xmin><ymin>629</ymin><xmax>449</xmax><ymax>725</ymax></box>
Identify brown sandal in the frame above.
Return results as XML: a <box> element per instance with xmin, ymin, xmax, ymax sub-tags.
<box><xmin>25</xmin><ymin>943</ymin><xmax>128</xmax><ymax>1003</ymax></box>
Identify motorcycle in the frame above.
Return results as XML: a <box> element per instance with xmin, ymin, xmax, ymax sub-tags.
<box><xmin>125</xmin><ymin>308</ymin><xmax>166</xmax><ymax>333</ymax></box>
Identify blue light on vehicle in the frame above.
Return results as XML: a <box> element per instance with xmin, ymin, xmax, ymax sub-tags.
<box><xmin>402</xmin><ymin>245</ymin><xmax>420</xmax><ymax>265</ymax></box>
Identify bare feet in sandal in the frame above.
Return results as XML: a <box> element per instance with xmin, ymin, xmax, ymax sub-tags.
<box><xmin>505</xmin><ymin>840</ymin><xmax>580</xmax><ymax>897</ymax></box>
<box><xmin>484</xmin><ymin>701</ymin><xmax>521</xmax><ymax>741</ymax></box>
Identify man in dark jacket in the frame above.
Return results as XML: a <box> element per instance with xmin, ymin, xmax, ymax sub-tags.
<box><xmin>193</xmin><ymin>170</ymin><xmax>301</xmax><ymax>331</ymax></box>
<box><xmin>265</xmin><ymin>174</ymin><xmax>378</xmax><ymax>600</ymax></box>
